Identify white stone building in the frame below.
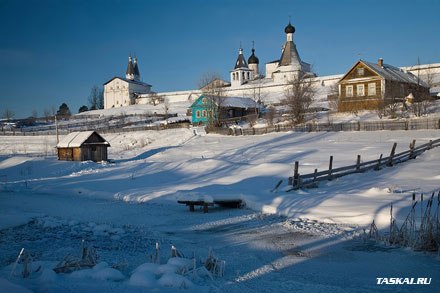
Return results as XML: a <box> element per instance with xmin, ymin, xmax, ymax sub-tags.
<box><xmin>103</xmin><ymin>56</ymin><xmax>152</xmax><ymax>109</ymax></box>
<box><xmin>105</xmin><ymin>21</ymin><xmax>440</xmax><ymax>111</ymax></box>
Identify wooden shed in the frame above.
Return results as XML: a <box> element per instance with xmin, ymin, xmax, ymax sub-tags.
<box><xmin>57</xmin><ymin>131</ymin><xmax>110</xmax><ymax>162</ymax></box>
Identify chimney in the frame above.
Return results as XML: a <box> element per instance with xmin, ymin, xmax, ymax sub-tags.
<box><xmin>378</xmin><ymin>58</ymin><xmax>383</xmax><ymax>67</ymax></box>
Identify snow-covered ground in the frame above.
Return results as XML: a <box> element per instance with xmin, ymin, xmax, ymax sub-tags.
<box><xmin>1</xmin><ymin>129</ymin><xmax>440</xmax><ymax>292</ymax></box>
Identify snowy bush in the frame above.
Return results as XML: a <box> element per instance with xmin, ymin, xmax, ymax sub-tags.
<box><xmin>158</xmin><ymin>273</ymin><xmax>193</xmax><ymax>289</ymax></box>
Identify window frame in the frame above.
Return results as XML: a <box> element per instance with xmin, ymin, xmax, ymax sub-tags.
<box><xmin>346</xmin><ymin>85</ymin><xmax>354</xmax><ymax>97</ymax></box>
<box><xmin>357</xmin><ymin>84</ymin><xmax>365</xmax><ymax>97</ymax></box>
<box><xmin>368</xmin><ymin>83</ymin><xmax>376</xmax><ymax>96</ymax></box>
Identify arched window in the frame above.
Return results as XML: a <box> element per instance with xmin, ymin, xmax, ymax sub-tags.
<box><xmin>196</xmin><ymin>110</ymin><xmax>201</xmax><ymax>118</ymax></box>
<box><xmin>247</xmin><ymin>72</ymin><xmax>250</xmax><ymax>79</ymax></box>
<box><xmin>202</xmin><ymin>110</ymin><xmax>207</xmax><ymax>117</ymax></box>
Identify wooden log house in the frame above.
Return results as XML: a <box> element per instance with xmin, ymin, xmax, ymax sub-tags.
<box><xmin>338</xmin><ymin>58</ymin><xmax>430</xmax><ymax>112</ymax></box>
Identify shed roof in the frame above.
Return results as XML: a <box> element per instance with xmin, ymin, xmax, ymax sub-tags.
<box><xmin>221</xmin><ymin>97</ymin><xmax>258</xmax><ymax>108</ymax></box>
<box><xmin>57</xmin><ymin>131</ymin><xmax>109</xmax><ymax>148</ymax></box>
<box><xmin>191</xmin><ymin>95</ymin><xmax>258</xmax><ymax>109</ymax></box>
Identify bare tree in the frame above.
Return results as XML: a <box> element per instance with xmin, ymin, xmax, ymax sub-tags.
<box><xmin>2</xmin><ymin>109</ymin><xmax>14</xmax><ymax>121</ymax></box>
<box><xmin>88</xmin><ymin>85</ymin><xmax>104</xmax><ymax>110</ymax></box>
<box><xmin>44</xmin><ymin>108</ymin><xmax>51</xmax><ymax>122</ymax></box>
<box><xmin>327</xmin><ymin>82</ymin><xmax>339</xmax><ymax>112</ymax></box>
<box><xmin>265</xmin><ymin>105</ymin><xmax>276</xmax><ymax>126</ymax></box>
<box><xmin>163</xmin><ymin>98</ymin><xmax>170</xmax><ymax>123</ymax></box>
<box><xmin>283</xmin><ymin>73</ymin><xmax>316</xmax><ymax>124</ymax></box>
<box><xmin>148</xmin><ymin>93</ymin><xmax>164</xmax><ymax>106</ymax></box>
<box><xmin>198</xmin><ymin>72</ymin><xmax>226</xmax><ymax>97</ymax></box>
<box><xmin>198</xmin><ymin>72</ymin><xmax>226</xmax><ymax>127</ymax></box>
<box><xmin>51</xmin><ymin>105</ymin><xmax>57</xmax><ymax>116</ymax></box>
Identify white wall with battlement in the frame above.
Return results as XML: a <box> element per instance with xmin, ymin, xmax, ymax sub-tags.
<box><xmin>131</xmin><ymin>63</ymin><xmax>439</xmax><ymax>110</ymax></box>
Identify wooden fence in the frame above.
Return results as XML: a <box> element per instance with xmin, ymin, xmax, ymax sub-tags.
<box><xmin>286</xmin><ymin>138</ymin><xmax>440</xmax><ymax>191</ymax></box>
<box><xmin>1</xmin><ymin>118</ymin><xmax>189</xmax><ymax>136</ymax></box>
<box><xmin>210</xmin><ymin>118</ymin><xmax>440</xmax><ymax>136</ymax></box>
<box><xmin>2</xmin><ymin>116</ymin><xmax>440</xmax><ymax>137</ymax></box>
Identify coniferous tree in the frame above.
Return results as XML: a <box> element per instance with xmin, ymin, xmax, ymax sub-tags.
<box><xmin>57</xmin><ymin>103</ymin><xmax>71</xmax><ymax>117</ymax></box>
<box><xmin>78</xmin><ymin>105</ymin><xmax>89</xmax><ymax>113</ymax></box>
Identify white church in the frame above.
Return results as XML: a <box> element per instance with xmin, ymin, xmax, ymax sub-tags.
<box><xmin>103</xmin><ymin>56</ymin><xmax>152</xmax><ymax>109</ymax></box>
<box><xmin>103</xmin><ymin>21</ymin><xmax>440</xmax><ymax>110</ymax></box>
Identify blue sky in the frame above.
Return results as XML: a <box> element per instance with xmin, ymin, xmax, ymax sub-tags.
<box><xmin>1</xmin><ymin>0</ymin><xmax>439</xmax><ymax>119</ymax></box>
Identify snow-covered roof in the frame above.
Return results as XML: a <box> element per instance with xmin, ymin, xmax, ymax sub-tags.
<box><xmin>221</xmin><ymin>97</ymin><xmax>258</xmax><ymax>108</ymax></box>
<box><xmin>57</xmin><ymin>131</ymin><xmax>109</xmax><ymax>148</ymax></box>
<box><xmin>103</xmin><ymin>76</ymin><xmax>152</xmax><ymax>87</ymax></box>
<box><xmin>362</xmin><ymin>60</ymin><xmax>425</xmax><ymax>85</ymax></box>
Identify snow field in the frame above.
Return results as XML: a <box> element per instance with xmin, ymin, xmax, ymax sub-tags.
<box><xmin>1</xmin><ymin>129</ymin><xmax>440</xmax><ymax>292</ymax></box>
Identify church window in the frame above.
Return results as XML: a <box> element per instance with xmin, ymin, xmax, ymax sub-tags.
<box><xmin>196</xmin><ymin>110</ymin><xmax>201</xmax><ymax>118</ymax></box>
<box><xmin>202</xmin><ymin>110</ymin><xmax>207</xmax><ymax>117</ymax></box>
<box><xmin>346</xmin><ymin>85</ymin><xmax>353</xmax><ymax>97</ymax></box>
<box><xmin>242</xmin><ymin>72</ymin><xmax>245</xmax><ymax>79</ymax></box>
<box><xmin>357</xmin><ymin>84</ymin><xmax>365</xmax><ymax>96</ymax></box>
<box><xmin>368</xmin><ymin>83</ymin><xmax>376</xmax><ymax>96</ymax></box>
<box><xmin>247</xmin><ymin>72</ymin><xmax>250</xmax><ymax>79</ymax></box>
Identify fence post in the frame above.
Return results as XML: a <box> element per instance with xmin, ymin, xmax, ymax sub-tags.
<box><xmin>293</xmin><ymin>161</ymin><xmax>300</xmax><ymax>188</ymax></box>
<box><xmin>427</xmin><ymin>140</ymin><xmax>433</xmax><ymax>150</ymax></box>
<box><xmin>328</xmin><ymin>156</ymin><xmax>333</xmax><ymax>180</ymax></box>
<box><xmin>375</xmin><ymin>154</ymin><xmax>383</xmax><ymax>171</ymax></box>
<box><xmin>386</xmin><ymin>142</ymin><xmax>397</xmax><ymax>167</ymax></box>
<box><xmin>313</xmin><ymin>168</ymin><xmax>318</xmax><ymax>183</ymax></box>
<box><xmin>409</xmin><ymin>139</ymin><xmax>416</xmax><ymax>159</ymax></box>
<box><xmin>356</xmin><ymin>155</ymin><xmax>361</xmax><ymax>171</ymax></box>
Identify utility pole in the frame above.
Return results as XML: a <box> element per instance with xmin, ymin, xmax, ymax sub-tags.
<box><xmin>55</xmin><ymin>115</ymin><xmax>59</xmax><ymax>144</ymax></box>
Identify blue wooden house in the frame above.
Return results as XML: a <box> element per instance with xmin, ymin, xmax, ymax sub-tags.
<box><xmin>190</xmin><ymin>95</ymin><xmax>259</xmax><ymax>125</ymax></box>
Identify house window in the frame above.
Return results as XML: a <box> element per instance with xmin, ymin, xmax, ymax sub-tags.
<box><xmin>202</xmin><ymin>98</ymin><xmax>207</xmax><ymax>104</ymax></box>
<box><xmin>196</xmin><ymin>110</ymin><xmax>201</xmax><ymax>118</ymax></box>
<box><xmin>368</xmin><ymin>83</ymin><xmax>376</xmax><ymax>96</ymax></box>
<box><xmin>346</xmin><ymin>85</ymin><xmax>353</xmax><ymax>97</ymax></box>
<box><xmin>202</xmin><ymin>110</ymin><xmax>207</xmax><ymax>117</ymax></box>
<box><xmin>357</xmin><ymin>68</ymin><xmax>365</xmax><ymax>76</ymax></box>
<box><xmin>357</xmin><ymin>84</ymin><xmax>365</xmax><ymax>96</ymax></box>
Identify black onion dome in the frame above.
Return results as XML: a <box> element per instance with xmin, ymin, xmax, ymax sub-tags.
<box><xmin>248</xmin><ymin>48</ymin><xmax>259</xmax><ymax>64</ymax></box>
<box><xmin>285</xmin><ymin>22</ymin><xmax>295</xmax><ymax>34</ymax></box>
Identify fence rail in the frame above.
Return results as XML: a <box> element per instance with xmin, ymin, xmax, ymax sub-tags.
<box><xmin>211</xmin><ymin>118</ymin><xmax>440</xmax><ymax>136</ymax></box>
<box><xmin>0</xmin><ymin>120</ymin><xmax>190</xmax><ymax>136</ymax></box>
<box><xmin>287</xmin><ymin>138</ymin><xmax>440</xmax><ymax>190</ymax></box>
<box><xmin>2</xmin><ymin>116</ymin><xmax>440</xmax><ymax>137</ymax></box>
